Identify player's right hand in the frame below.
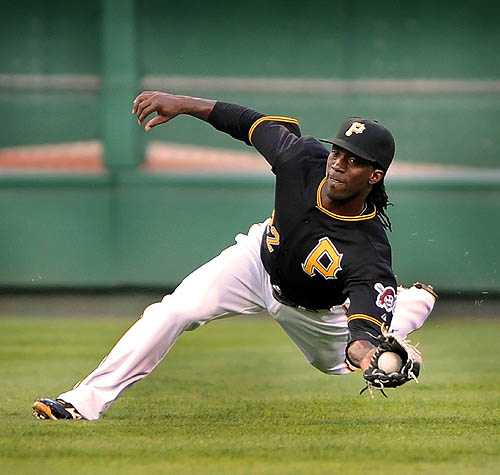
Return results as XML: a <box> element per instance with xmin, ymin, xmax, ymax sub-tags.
<box><xmin>132</xmin><ymin>91</ymin><xmax>184</xmax><ymax>131</ymax></box>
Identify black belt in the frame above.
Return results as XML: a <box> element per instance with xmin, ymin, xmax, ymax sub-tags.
<box><xmin>272</xmin><ymin>285</ymin><xmax>318</xmax><ymax>313</ymax></box>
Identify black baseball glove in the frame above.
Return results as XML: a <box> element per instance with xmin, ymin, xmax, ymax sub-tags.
<box><xmin>361</xmin><ymin>329</ymin><xmax>422</xmax><ymax>397</ymax></box>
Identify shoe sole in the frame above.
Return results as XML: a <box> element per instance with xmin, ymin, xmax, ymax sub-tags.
<box><xmin>32</xmin><ymin>400</ymin><xmax>57</xmax><ymax>420</ymax></box>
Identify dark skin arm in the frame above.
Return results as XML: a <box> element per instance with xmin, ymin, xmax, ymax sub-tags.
<box><xmin>348</xmin><ymin>340</ymin><xmax>377</xmax><ymax>371</ymax></box>
<box><xmin>132</xmin><ymin>91</ymin><xmax>216</xmax><ymax>131</ymax></box>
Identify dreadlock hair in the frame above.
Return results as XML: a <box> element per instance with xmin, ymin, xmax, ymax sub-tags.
<box><xmin>367</xmin><ymin>179</ymin><xmax>393</xmax><ymax>231</ymax></box>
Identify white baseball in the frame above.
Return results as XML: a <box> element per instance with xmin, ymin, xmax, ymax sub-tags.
<box><xmin>378</xmin><ymin>352</ymin><xmax>403</xmax><ymax>373</ymax></box>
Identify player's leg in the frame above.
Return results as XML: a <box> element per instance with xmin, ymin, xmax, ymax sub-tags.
<box><xmin>266</xmin><ymin>282</ymin><xmax>437</xmax><ymax>376</ymax></box>
<box><xmin>389</xmin><ymin>283</ymin><xmax>437</xmax><ymax>337</ymax></box>
<box><xmin>269</xmin><ymin>304</ymin><xmax>352</xmax><ymax>376</ymax></box>
<box><xmin>36</xmin><ymin>222</ymin><xmax>270</xmax><ymax>421</ymax></box>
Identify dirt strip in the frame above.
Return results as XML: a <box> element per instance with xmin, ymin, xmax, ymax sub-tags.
<box><xmin>0</xmin><ymin>141</ymin><xmax>473</xmax><ymax>177</ymax></box>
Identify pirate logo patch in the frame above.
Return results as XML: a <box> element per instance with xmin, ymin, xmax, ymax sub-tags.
<box><xmin>374</xmin><ymin>283</ymin><xmax>396</xmax><ymax>312</ymax></box>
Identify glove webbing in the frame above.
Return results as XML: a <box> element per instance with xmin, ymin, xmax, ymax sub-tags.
<box><xmin>361</xmin><ymin>328</ymin><xmax>422</xmax><ymax>398</ymax></box>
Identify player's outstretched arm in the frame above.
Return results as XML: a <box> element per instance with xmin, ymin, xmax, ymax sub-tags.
<box><xmin>132</xmin><ymin>91</ymin><xmax>216</xmax><ymax>131</ymax></box>
<box><xmin>132</xmin><ymin>91</ymin><xmax>301</xmax><ymax>167</ymax></box>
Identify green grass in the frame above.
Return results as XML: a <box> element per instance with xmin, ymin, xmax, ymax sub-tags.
<box><xmin>1</xmin><ymin>315</ymin><xmax>499</xmax><ymax>474</ymax></box>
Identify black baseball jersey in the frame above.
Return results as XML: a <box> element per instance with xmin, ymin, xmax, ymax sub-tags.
<box><xmin>208</xmin><ymin>102</ymin><xmax>397</xmax><ymax>347</ymax></box>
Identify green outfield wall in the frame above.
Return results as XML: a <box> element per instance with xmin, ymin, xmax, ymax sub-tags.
<box><xmin>1</xmin><ymin>0</ymin><xmax>499</xmax><ymax>292</ymax></box>
<box><xmin>1</xmin><ymin>173</ymin><xmax>499</xmax><ymax>293</ymax></box>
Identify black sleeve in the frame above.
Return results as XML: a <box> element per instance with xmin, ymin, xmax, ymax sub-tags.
<box><xmin>343</xmin><ymin>278</ymin><xmax>397</xmax><ymax>369</ymax></box>
<box><xmin>207</xmin><ymin>101</ymin><xmax>303</xmax><ymax>168</ymax></box>
<box><xmin>207</xmin><ymin>102</ymin><xmax>264</xmax><ymax>145</ymax></box>
<box><xmin>250</xmin><ymin>119</ymin><xmax>304</xmax><ymax>170</ymax></box>
<box><xmin>346</xmin><ymin>279</ymin><xmax>397</xmax><ymax>346</ymax></box>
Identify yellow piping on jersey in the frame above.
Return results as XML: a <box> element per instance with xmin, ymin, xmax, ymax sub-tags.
<box><xmin>347</xmin><ymin>314</ymin><xmax>383</xmax><ymax>328</ymax></box>
<box><xmin>344</xmin><ymin>359</ymin><xmax>358</xmax><ymax>372</ymax></box>
<box><xmin>316</xmin><ymin>178</ymin><xmax>377</xmax><ymax>221</ymax></box>
<box><xmin>248</xmin><ymin>116</ymin><xmax>299</xmax><ymax>145</ymax></box>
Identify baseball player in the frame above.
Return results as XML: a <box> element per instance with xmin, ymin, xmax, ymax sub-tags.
<box><xmin>32</xmin><ymin>92</ymin><xmax>436</xmax><ymax>420</ymax></box>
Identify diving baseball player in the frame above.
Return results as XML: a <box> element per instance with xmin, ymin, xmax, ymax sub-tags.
<box><xmin>32</xmin><ymin>92</ymin><xmax>436</xmax><ymax>420</ymax></box>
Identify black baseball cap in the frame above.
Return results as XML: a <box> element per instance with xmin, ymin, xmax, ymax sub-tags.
<box><xmin>320</xmin><ymin>117</ymin><xmax>395</xmax><ymax>171</ymax></box>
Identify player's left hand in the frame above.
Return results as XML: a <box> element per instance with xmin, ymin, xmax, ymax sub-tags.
<box><xmin>362</xmin><ymin>329</ymin><xmax>422</xmax><ymax>397</ymax></box>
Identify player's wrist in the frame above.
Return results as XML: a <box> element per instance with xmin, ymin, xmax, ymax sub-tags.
<box><xmin>178</xmin><ymin>95</ymin><xmax>216</xmax><ymax>120</ymax></box>
<box><xmin>347</xmin><ymin>340</ymin><xmax>377</xmax><ymax>371</ymax></box>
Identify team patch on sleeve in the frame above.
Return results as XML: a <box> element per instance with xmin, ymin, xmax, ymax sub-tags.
<box><xmin>374</xmin><ymin>283</ymin><xmax>396</xmax><ymax>312</ymax></box>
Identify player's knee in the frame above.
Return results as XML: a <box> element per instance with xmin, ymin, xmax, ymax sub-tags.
<box><xmin>395</xmin><ymin>285</ymin><xmax>436</xmax><ymax>321</ymax></box>
<box><xmin>141</xmin><ymin>300</ymin><xmax>202</xmax><ymax>330</ymax></box>
<box><xmin>390</xmin><ymin>284</ymin><xmax>436</xmax><ymax>337</ymax></box>
<box><xmin>141</xmin><ymin>301</ymin><xmax>165</xmax><ymax>319</ymax></box>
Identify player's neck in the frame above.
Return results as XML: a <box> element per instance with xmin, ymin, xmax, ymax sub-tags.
<box><xmin>327</xmin><ymin>201</ymin><xmax>366</xmax><ymax>216</ymax></box>
<box><xmin>321</xmin><ymin>189</ymin><xmax>368</xmax><ymax>216</ymax></box>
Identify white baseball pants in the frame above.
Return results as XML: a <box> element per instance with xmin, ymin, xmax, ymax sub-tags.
<box><xmin>59</xmin><ymin>221</ymin><xmax>435</xmax><ymax>420</ymax></box>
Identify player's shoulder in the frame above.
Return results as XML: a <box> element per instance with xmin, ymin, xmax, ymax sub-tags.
<box><xmin>345</xmin><ymin>214</ymin><xmax>392</xmax><ymax>260</ymax></box>
<box><xmin>364</xmin><ymin>219</ymin><xmax>393</xmax><ymax>263</ymax></box>
<box><xmin>277</xmin><ymin>135</ymin><xmax>328</xmax><ymax>171</ymax></box>
<box><xmin>299</xmin><ymin>135</ymin><xmax>329</xmax><ymax>157</ymax></box>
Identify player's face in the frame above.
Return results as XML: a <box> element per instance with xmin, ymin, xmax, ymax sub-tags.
<box><xmin>325</xmin><ymin>147</ymin><xmax>384</xmax><ymax>202</ymax></box>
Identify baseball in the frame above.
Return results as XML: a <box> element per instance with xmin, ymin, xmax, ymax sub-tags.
<box><xmin>378</xmin><ymin>352</ymin><xmax>403</xmax><ymax>373</ymax></box>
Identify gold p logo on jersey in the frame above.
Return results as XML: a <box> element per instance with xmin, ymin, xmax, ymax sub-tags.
<box><xmin>302</xmin><ymin>237</ymin><xmax>343</xmax><ymax>280</ymax></box>
<box><xmin>345</xmin><ymin>122</ymin><xmax>366</xmax><ymax>137</ymax></box>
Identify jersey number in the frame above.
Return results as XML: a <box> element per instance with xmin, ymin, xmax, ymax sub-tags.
<box><xmin>302</xmin><ymin>237</ymin><xmax>343</xmax><ymax>279</ymax></box>
<box><xmin>266</xmin><ymin>211</ymin><xmax>280</xmax><ymax>252</ymax></box>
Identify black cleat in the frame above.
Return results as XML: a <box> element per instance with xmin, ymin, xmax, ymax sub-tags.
<box><xmin>32</xmin><ymin>398</ymin><xmax>84</xmax><ymax>420</ymax></box>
